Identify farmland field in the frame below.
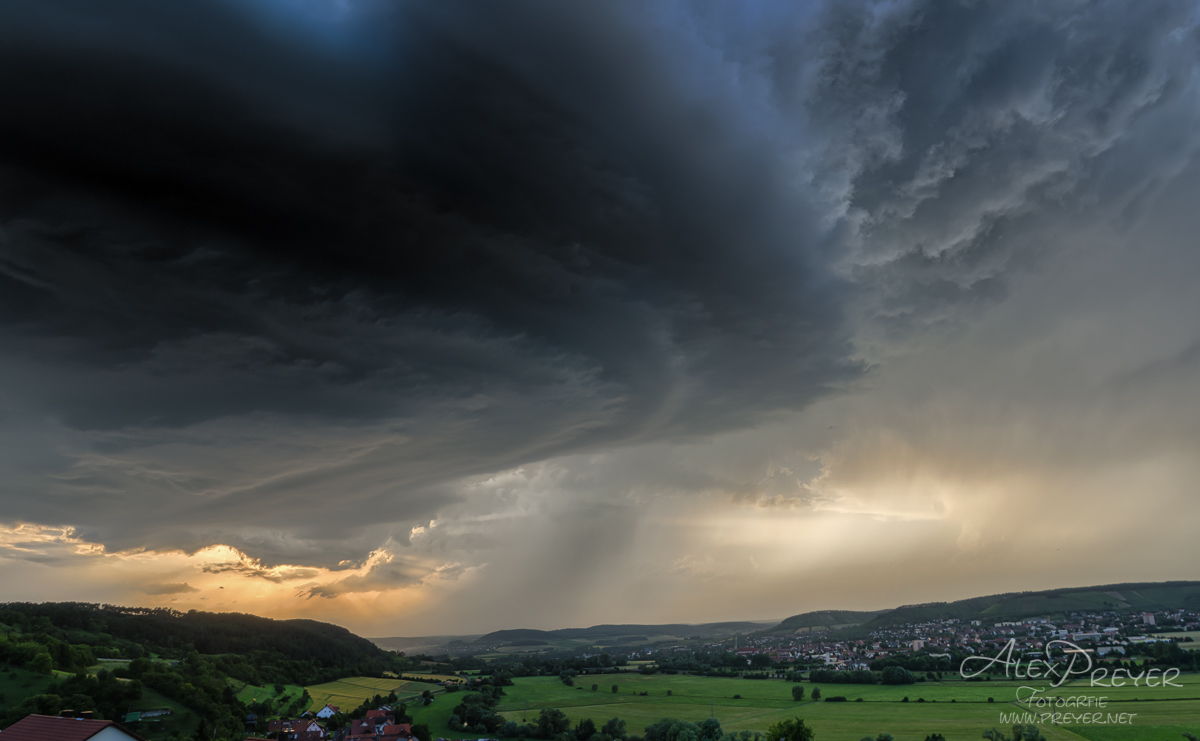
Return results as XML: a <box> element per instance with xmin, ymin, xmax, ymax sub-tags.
<box><xmin>478</xmin><ymin>673</ymin><xmax>1200</xmax><ymax>741</ymax></box>
<box><xmin>306</xmin><ymin>676</ymin><xmax>438</xmax><ymax>712</ymax></box>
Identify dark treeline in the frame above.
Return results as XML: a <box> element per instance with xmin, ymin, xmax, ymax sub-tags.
<box><xmin>808</xmin><ymin>667</ymin><xmax>916</xmax><ymax>685</ymax></box>
<box><xmin>0</xmin><ymin>603</ymin><xmax>400</xmax><ymax>683</ymax></box>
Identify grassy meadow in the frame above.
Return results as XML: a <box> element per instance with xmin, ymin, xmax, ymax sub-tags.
<box><xmin>236</xmin><ymin>682</ymin><xmax>306</xmax><ymax>708</ymax></box>
<box><xmin>478</xmin><ymin>673</ymin><xmax>1200</xmax><ymax>741</ymax></box>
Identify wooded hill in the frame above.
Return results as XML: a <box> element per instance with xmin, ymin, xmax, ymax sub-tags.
<box><xmin>770</xmin><ymin>581</ymin><xmax>1200</xmax><ymax>638</ymax></box>
<box><xmin>0</xmin><ymin>602</ymin><xmax>411</xmax><ymax>739</ymax></box>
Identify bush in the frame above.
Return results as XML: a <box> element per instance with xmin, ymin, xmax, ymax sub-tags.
<box><xmin>824</xmin><ymin>696</ymin><xmax>847</xmax><ymax>702</ymax></box>
<box><xmin>591</xmin><ymin>684</ymin><xmax>598</xmax><ymax>692</ymax></box>
<box><xmin>732</xmin><ymin>695</ymin><xmax>742</xmax><ymax>699</ymax></box>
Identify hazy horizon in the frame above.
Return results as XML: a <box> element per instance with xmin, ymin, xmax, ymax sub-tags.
<box><xmin>2</xmin><ymin>0</ymin><xmax>1199</xmax><ymax>637</ymax></box>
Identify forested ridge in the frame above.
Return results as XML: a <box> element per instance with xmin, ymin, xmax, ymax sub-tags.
<box><xmin>0</xmin><ymin>602</ymin><xmax>409</xmax><ymax>738</ymax></box>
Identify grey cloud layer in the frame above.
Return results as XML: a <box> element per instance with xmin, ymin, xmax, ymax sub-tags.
<box><xmin>0</xmin><ymin>0</ymin><xmax>854</xmax><ymax>562</ymax></box>
<box><xmin>2</xmin><ymin>0</ymin><xmax>1199</xmax><ymax>593</ymax></box>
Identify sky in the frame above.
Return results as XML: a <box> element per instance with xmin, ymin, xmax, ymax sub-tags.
<box><xmin>2</xmin><ymin>0</ymin><xmax>1200</xmax><ymax>638</ymax></box>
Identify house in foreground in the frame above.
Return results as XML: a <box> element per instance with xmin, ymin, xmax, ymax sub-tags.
<box><xmin>0</xmin><ymin>713</ymin><xmax>146</xmax><ymax>741</ymax></box>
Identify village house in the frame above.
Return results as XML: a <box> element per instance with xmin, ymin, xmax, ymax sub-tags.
<box><xmin>345</xmin><ymin>712</ymin><xmax>415</xmax><ymax>741</ymax></box>
<box><xmin>267</xmin><ymin>717</ymin><xmax>326</xmax><ymax>741</ymax></box>
<box><xmin>1</xmin><ymin>713</ymin><xmax>147</xmax><ymax>741</ymax></box>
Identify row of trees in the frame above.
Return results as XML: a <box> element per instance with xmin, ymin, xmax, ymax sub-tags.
<box><xmin>806</xmin><ymin>667</ymin><xmax>915</xmax><ymax>685</ymax></box>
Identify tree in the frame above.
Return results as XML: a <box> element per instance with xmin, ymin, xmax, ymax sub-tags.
<box><xmin>925</xmin><ymin>735</ymin><xmax>946</xmax><ymax>741</ymax></box>
<box><xmin>612</xmin><ymin>685</ymin><xmax>619</xmax><ymax>694</ymax></box>
<box><xmin>811</xmin><ymin>688</ymin><xmax>821</xmax><ymax>700</ymax></box>
<box><xmin>592</xmin><ymin>684</ymin><xmax>599</xmax><ymax>692</ymax></box>
<box><xmin>749</xmin><ymin>654</ymin><xmax>773</xmax><ymax>669</ymax></box>
<box><xmin>644</xmin><ymin>718</ymin><xmax>703</xmax><ymax>741</ymax></box>
<box><xmin>881</xmin><ymin>667</ymin><xmax>916</xmax><ymax>685</ymax></box>
<box><xmin>27</xmin><ymin>653</ymin><xmax>54</xmax><ymax>675</ymax></box>
<box><xmin>410</xmin><ymin>724</ymin><xmax>431</xmax><ymax>741</ymax></box>
<box><xmin>193</xmin><ymin>719</ymin><xmax>210</xmax><ymax>741</ymax></box>
<box><xmin>602</xmin><ymin>717</ymin><xmax>627</xmax><ymax>739</ymax></box>
<box><xmin>699</xmin><ymin>718</ymin><xmax>723</xmax><ymax>741</ymax></box>
<box><xmin>764</xmin><ymin>718</ymin><xmax>815</xmax><ymax>741</ymax></box>
<box><xmin>1013</xmin><ymin>725</ymin><xmax>1045</xmax><ymax>741</ymax></box>
<box><xmin>791</xmin><ymin>686</ymin><xmax>805</xmax><ymax>702</ymax></box>
<box><xmin>576</xmin><ymin>719</ymin><xmax>597</xmax><ymax>741</ymax></box>
<box><xmin>537</xmin><ymin>708</ymin><xmax>571</xmax><ymax>739</ymax></box>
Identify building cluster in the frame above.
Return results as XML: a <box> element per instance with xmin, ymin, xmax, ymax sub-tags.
<box><xmin>860</xmin><ymin>608</ymin><xmax>1198</xmax><ymax>661</ymax></box>
<box><xmin>635</xmin><ymin>608</ymin><xmax>1197</xmax><ymax>670</ymax></box>
<box><xmin>252</xmin><ymin>705</ymin><xmax>417</xmax><ymax>741</ymax></box>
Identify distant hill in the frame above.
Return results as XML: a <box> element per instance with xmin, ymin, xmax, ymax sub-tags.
<box><xmin>372</xmin><ymin>634</ymin><xmax>483</xmax><ymax>651</ymax></box>
<box><xmin>772</xmin><ymin>610</ymin><xmax>887</xmax><ymax>633</ymax></box>
<box><xmin>475</xmin><ymin>621</ymin><xmax>773</xmax><ymax>645</ymax></box>
<box><xmin>771</xmin><ymin>581</ymin><xmax>1200</xmax><ymax>639</ymax></box>
<box><xmin>377</xmin><ymin>581</ymin><xmax>1200</xmax><ymax>651</ymax></box>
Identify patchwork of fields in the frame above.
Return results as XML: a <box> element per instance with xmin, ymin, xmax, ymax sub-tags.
<box><xmin>306</xmin><ymin>677</ymin><xmax>437</xmax><ymax>712</ymax></box>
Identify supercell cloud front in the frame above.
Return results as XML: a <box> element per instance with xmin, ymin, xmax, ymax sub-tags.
<box><xmin>1</xmin><ymin>0</ymin><xmax>1199</xmax><ymax>635</ymax></box>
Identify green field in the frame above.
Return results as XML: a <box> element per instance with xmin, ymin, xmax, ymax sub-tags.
<box><xmin>124</xmin><ymin>687</ymin><xmax>201</xmax><ymax>741</ymax></box>
<box><xmin>305</xmin><ymin>677</ymin><xmax>438</xmax><ymax>712</ymax></box>
<box><xmin>479</xmin><ymin>673</ymin><xmax>1200</xmax><ymax>741</ymax></box>
<box><xmin>236</xmin><ymin>682</ymin><xmax>306</xmax><ymax>708</ymax></box>
<box><xmin>0</xmin><ymin>665</ymin><xmax>60</xmax><ymax>706</ymax></box>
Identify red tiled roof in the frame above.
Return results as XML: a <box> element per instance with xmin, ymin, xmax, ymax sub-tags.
<box><xmin>0</xmin><ymin>715</ymin><xmax>145</xmax><ymax>741</ymax></box>
<box><xmin>365</xmin><ymin>710</ymin><xmax>390</xmax><ymax>720</ymax></box>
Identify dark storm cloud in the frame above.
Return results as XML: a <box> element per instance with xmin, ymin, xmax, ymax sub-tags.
<box><xmin>0</xmin><ymin>0</ymin><xmax>848</xmax><ymax>430</ymax></box>
<box><xmin>0</xmin><ymin>0</ymin><xmax>853</xmax><ymax>560</ymax></box>
<box><xmin>3</xmin><ymin>0</ymin><xmax>1200</xmax><ymax>580</ymax></box>
<box><xmin>799</xmin><ymin>0</ymin><xmax>1200</xmax><ymax>325</ymax></box>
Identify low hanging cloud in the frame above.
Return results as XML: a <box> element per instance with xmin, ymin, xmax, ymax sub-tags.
<box><xmin>140</xmin><ymin>582</ymin><xmax>200</xmax><ymax>596</ymax></box>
